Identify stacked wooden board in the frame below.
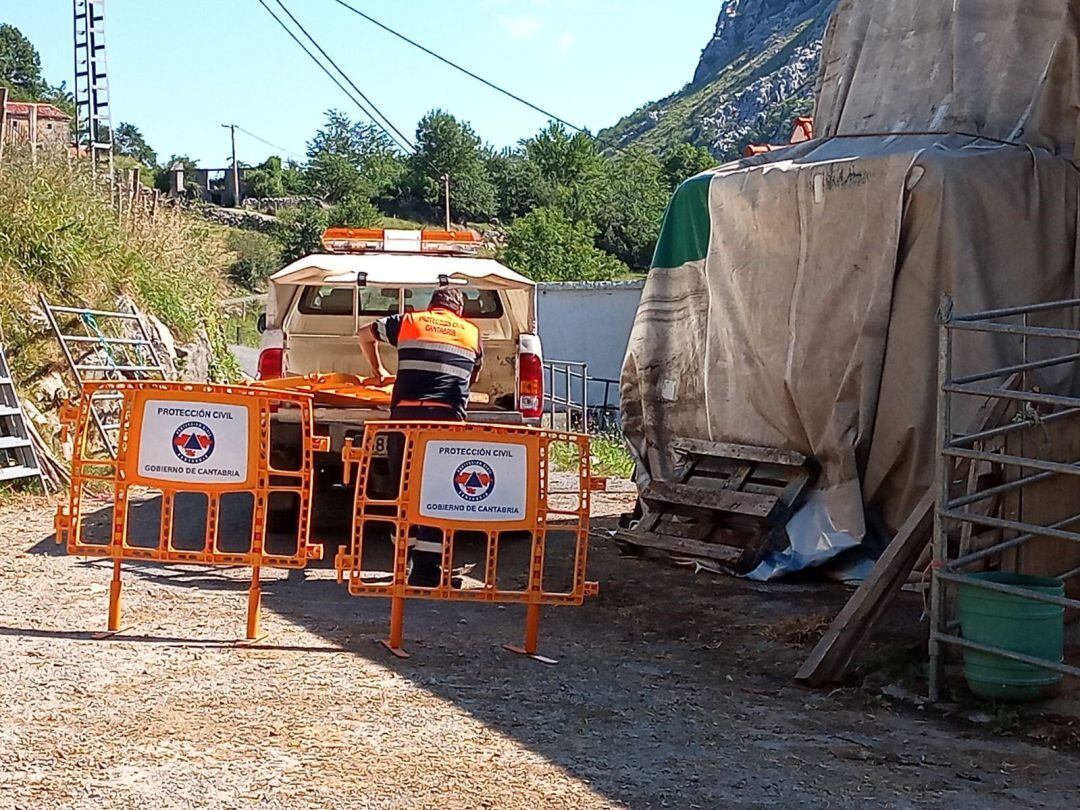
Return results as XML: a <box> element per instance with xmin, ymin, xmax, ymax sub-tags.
<box><xmin>615</xmin><ymin>438</ymin><xmax>818</xmax><ymax>573</ymax></box>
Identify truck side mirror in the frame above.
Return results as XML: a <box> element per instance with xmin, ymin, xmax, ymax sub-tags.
<box><xmin>256</xmin><ymin>313</ymin><xmax>267</xmax><ymax>333</ymax></box>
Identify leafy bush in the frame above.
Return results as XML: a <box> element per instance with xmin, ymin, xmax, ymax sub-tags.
<box><xmin>549</xmin><ymin>435</ymin><xmax>635</xmax><ymax>479</ymax></box>
<box><xmin>502</xmin><ymin>207</ymin><xmax>626</xmax><ymax>282</ymax></box>
<box><xmin>245</xmin><ymin>156</ymin><xmax>307</xmax><ymax>199</ymax></box>
<box><xmin>225</xmin><ymin>230</ymin><xmax>280</xmax><ymax>291</ymax></box>
<box><xmin>329</xmin><ymin>194</ymin><xmax>380</xmax><ymax>228</ymax></box>
<box><xmin>274</xmin><ymin>203</ymin><xmax>329</xmax><ymax>264</ymax></box>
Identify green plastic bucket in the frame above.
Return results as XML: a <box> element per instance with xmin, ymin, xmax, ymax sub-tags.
<box><xmin>956</xmin><ymin>572</ymin><xmax>1065</xmax><ymax>701</ymax></box>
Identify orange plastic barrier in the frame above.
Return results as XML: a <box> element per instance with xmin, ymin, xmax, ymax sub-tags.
<box><xmin>335</xmin><ymin>421</ymin><xmax>599</xmax><ymax>661</ymax></box>
<box><xmin>55</xmin><ymin>381</ymin><xmax>325</xmax><ymax>638</ymax></box>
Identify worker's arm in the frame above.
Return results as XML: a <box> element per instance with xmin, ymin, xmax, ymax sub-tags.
<box><xmin>358</xmin><ymin>322</ymin><xmax>391</xmax><ymax>384</ymax></box>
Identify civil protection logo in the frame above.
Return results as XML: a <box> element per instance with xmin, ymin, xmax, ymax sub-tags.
<box><xmin>453</xmin><ymin>459</ymin><xmax>495</xmax><ymax>502</ymax></box>
<box><xmin>172</xmin><ymin>421</ymin><xmax>216</xmax><ymax>464</ymax></box>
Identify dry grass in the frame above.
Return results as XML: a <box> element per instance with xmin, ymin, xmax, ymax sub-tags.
<box><xmin>0</xmin><ymin>143</ymin><xmax>238</xmax><ymax>383</ymax></box>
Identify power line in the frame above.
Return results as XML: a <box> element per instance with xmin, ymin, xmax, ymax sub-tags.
<box><xmin>234</xmin><ymin>125</ymin><xmax>304</xmax><ymax>161</ymax></box>
<box><xmin>252</xmin><ymin>0</ymin><xmax>454</xmax><ymax>220</ymax></box>
<box><xmin>325</xmin><ymin>0</ymin><xmax>610</xmax><ymax>145</ymax></box>
<box><xmin>252</xmin><ymin>0</ymin><xmax>414</xmax><ymax>155</ymax></box>
<box><xmin>271</xmin><ymin>0</ymin><xmax>417</xmax><ymax>153</ymax></box>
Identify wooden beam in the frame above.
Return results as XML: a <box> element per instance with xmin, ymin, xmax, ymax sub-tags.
<box><xmin>642</xmin><ymin>480</ymin><xmax>777</xmax><ymax>519</ymax></box>
<box><xmin>795</xmin><ymin>490</ymin><xmax>935</xmax><ymax>687</ymax></box>
<box><xmin>795</xmin><ymin>375</ymin><xmax>1021</xmax><ymax>687</ymax></box>
<box><xmin>671</xmin><ymin>437</ymin><xmax>807</xmax><ymax>467</ymax></box>
<box><xmin>613</xmin><ymin>530</ymin><xmax>742</xmax><ymax>566</ymax></box>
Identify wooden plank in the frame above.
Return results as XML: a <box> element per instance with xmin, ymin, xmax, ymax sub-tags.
<box><xmin>642</xmin><ymin>480</ymin><xmax>777</xmax><ymax>519</ymax></box>
<box><xmin>796</xmin><ymin>375</ymin><xmax>1022</xmax><ymax>686</ymax></box>
<box><xmin>652</xmin><ymin>512</ymin><xmax>716</xmax><ymax>542</ymax></box>
<box><xmin>722</xmin><ymin>463</ymin><xmax>752</xmax><ymax>491</ymax></box>
<box><xmin>613</xmin><ymin>530</ymin><xmax>743</xmax><ymax>565</ymax></box>
<box><xmin>795</xmin><ymin>490</ymin><xmax>935</xmax><ymax>686</ymax></box>
<box><xmin>671</xmin><ymin>437</ymin><xmax>807</xmax><ymax>467</ymax></box>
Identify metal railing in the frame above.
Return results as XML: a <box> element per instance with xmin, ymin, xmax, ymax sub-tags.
<box><xmin>930</xmin><ymin>295</ymin><xmax>1080</xmax><ymax>701</ymax></box>
<box><xmin>543</xmin><ymin>360</ymin><xmax>621</xmax><ymax>435</ymax></box>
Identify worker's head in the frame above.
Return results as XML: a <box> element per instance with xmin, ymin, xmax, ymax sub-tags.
<box><xmin>429</xmin><ymin>287</ymin><xmax>465</xmax><ymax>316</ymax></box>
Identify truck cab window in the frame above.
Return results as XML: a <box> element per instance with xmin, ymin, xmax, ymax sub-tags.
<box><xmin>298</xmin><ymin>286</ymin><xmax>401</xmax><ymax>315</ymax></box>
<box><xmin>405</xmin><ymin>288</ymin><xmax>503</xmax><ymax>318</ymax></box>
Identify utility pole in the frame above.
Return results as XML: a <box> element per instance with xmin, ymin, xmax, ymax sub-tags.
<box><xmin>442</xmin><ymin>173</ymin><xmax>451</xmax><ymax>230</ymax></box>
<box><xmin>222</xmin><ymin>123</ymin><xmax>241</xmax><ymax>207</ymax></box>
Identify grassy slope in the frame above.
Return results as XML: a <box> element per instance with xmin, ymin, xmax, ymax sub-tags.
<box><xmin>0</xmin><ymin>144</ymin><xmax>239</xmax><ymax>393</ymax></box>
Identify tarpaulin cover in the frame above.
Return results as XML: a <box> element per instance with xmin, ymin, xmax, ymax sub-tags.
<box><xmin>621</xmin><ymin>1</ymin><xmax>1080</xmax><ymax>572</ymax></box>
<box><xmin>816</xmin><ymin>0</ymin><xmax>1080</xmax><ymax>158</ymax></box>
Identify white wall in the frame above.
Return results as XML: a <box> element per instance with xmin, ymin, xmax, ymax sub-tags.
<box><xmin>537</xmin><ymin>280</ymin><xmax>644</xmax><ymax>404</ymax></box>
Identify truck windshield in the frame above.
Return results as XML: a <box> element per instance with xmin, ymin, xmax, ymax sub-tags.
<box><xmin>297</xmin><ymin>286</ymin><xmax>503</xmax><ymax>319</ymax></box>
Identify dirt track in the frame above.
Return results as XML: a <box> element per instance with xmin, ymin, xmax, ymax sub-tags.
<box><xmin>1</xmin><ymin>490</ymin><xmax>1077</xmax><ymax>809</ymax></box>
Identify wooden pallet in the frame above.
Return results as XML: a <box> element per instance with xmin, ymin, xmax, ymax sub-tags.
<box><xmin>616</xmin><ymin>438</ymin><xmax>819</xmax><ymax>572</ymax></box>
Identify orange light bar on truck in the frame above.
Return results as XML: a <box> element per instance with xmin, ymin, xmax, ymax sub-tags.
<box><xmin>321</xmin><ymin>228</ymin><xmax>482</xmax><ymax>255</ymax></box>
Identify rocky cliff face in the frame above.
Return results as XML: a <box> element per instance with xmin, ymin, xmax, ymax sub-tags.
<box><xmin>600</xmin><ymin>0</ymin><xmax>836</xmax><ymax>160</ymax></box>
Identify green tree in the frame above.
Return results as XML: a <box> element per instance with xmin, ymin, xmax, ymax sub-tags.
<box><xmin>661</xmin><ymin>142</ymin><xmax>715</xmax><ymax>190</ymax></box>
<box><xmin>523</xmin><ymin>123</ymin><xmax>606</xmax><ymax>224</ymax></box>
<box><xmin>502</xmin><ymin>207</ymin><xmax>626</xmax><ymax>282</ymax></box>
<box><xmin>305</xmin><ymin>110</ymin><xmax>404</xmax><ymax>205</ymax></box>
<box><xmin>596</xmin><ymin>148</ymin><xmax>670</xmax><ymax>269</ymax></box>
<box><xmin>244</xmin><ymin>155</ymin><xmax>286</xmax><ymax>198</ymax></box>
<box><xmin>0</xmin><ymin>24</ymin><xmax>45</xmax><ymax>99</ymax></box>
<box><xmin>275</xmin><ymin>203</ymin><xmax>329</xmax><ymax>264</ymax></box>
<box><xmin>409</xmin><ymin>110</ymin><xmax>496</xmax><ymax>223</ymax></box>
<box><xmin>114</xmin><ymin>122</ymin><xmax>158</xmax><ymax>168</ymax></box>
<box><xmin>246</xmin><ymin>155</ymin><xmax>308</xmax><ymax>198</ymax></box>
<box><xmin>486</xmin><ymin>147</ymin><xmax>550</xmax><ymax>222</ymax></box>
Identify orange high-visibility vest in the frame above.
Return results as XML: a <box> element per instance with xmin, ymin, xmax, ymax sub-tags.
<box><xmin>374</xmin><ymin>307</ymin><xmax>482</xmax><ymax>417</ymax></box>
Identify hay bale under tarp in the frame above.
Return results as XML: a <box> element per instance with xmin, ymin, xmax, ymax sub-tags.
<box><xmin>622</xmin><ymin>1</ymin><xmax>1080</xmax><ymax>572</ymax></box>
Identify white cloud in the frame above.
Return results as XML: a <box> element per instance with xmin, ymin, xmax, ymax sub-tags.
<box><xmin>500</xmin><ymin>14</ymin><xmax>543</xmax><ymax>39</ymax></box>
<box><xmin>555</xmin><ymin>31</ymin><xmax>576</xmax><ymax>51</ymax></box>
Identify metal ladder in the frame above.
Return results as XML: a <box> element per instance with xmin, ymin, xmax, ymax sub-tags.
<box><xmin>0</xmin><ymin>345</ymin><xmax>45</xmax><ymax>491</ymax></box>
<box><xmin>40</xmin><ymin>296</ymin><xmax>168</xmax><ymax>457</ymax></box>
<box><xmin>73</xmin><ymin>0</ymin><xmax>114</xmax><ymax>179</ymax></box>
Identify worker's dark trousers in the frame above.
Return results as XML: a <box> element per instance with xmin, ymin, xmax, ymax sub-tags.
<box><xmin>388</xmin><ymin>405</ymin><xmax>463</xmax><ymax>586</ymax></box>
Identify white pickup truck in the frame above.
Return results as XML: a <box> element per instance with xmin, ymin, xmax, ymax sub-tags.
<box><xmin>256</xmin><ymin>228</ymin><xmax>545</xmax><ymax>529</ymax></box>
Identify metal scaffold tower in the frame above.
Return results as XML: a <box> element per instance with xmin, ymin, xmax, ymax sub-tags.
<box><xmin>73</xmin><ymin>0</ymin><xmax>114</xmax><ymax>179</ymax></box>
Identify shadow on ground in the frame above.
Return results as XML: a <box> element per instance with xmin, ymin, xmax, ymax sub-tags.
<box><xmin>25</xmin><ymin>495</ymin><xmax>1080</xmax><ymax>806</ymax></box>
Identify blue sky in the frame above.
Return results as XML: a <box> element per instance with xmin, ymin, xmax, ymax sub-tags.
<box><xmin>5</xmin><ymin>1</ymin><xmax>718</xmax><ymax>167</ymax></box>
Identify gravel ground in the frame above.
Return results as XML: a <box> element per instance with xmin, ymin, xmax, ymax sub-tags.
<box><xmin>1</xmin><ymin>488</ymin><xmax>1077</xmax><ymax>810</ymax></box>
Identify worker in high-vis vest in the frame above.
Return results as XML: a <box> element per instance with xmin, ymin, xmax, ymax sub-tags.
<box><xmin>359</xmin><ymin>286</ymin><xmax>483</xmax><ymax>586</ymax></box>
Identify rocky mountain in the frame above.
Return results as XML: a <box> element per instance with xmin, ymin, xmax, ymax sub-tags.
<box><xmin>600</xmin><ymin>0</ymin><xmax>836</xmax><ymax>160</ymax></box>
